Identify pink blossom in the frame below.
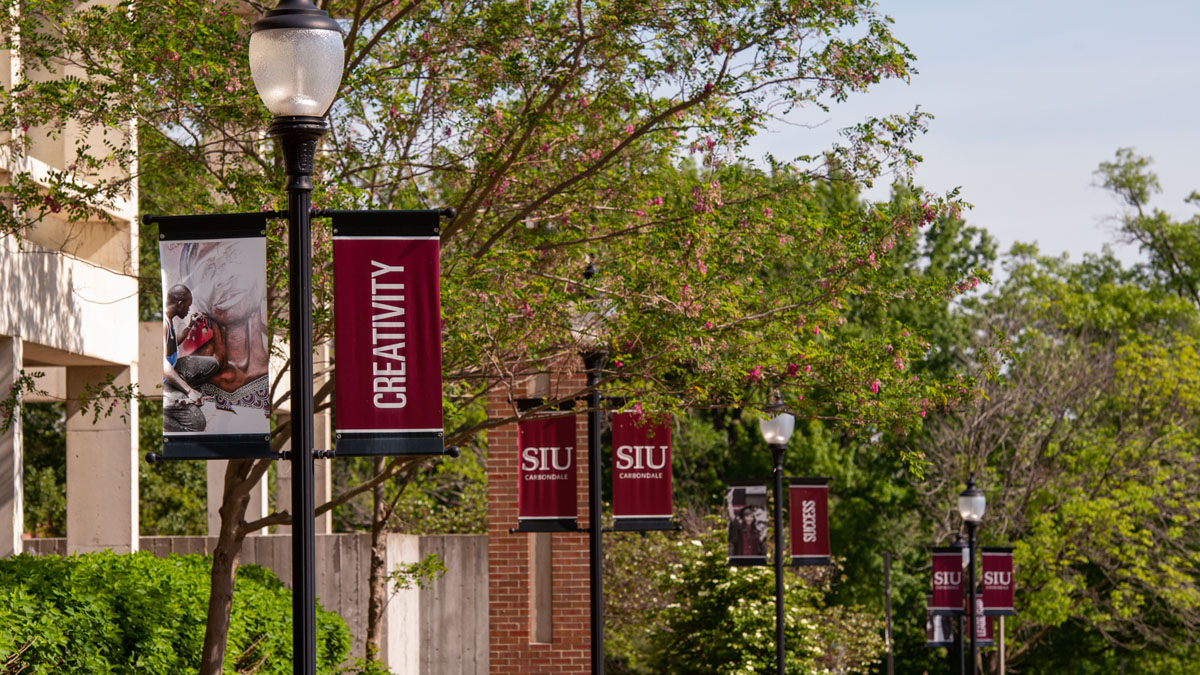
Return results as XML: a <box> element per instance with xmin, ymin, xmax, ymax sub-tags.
<box><xmin>787</xmin><ymin>363</ymin><xmax>800</xmax><ymax>377</ymax></box>
<box><xmin>870</xmin><ymin>379</ymin><xmax>881</xmax><ymax>394</ymax></box>
<box><xmin>614</xmin><ymin>360</ymin><xmax>624</xmax><ymax>368</ymax></box>
<box><xmin>812</xmin><ymin>326</ymin><xmax>820</xmax><ymax>335</ymax></box>
<box><xmin>522</xmin><ymin>302</ymin><xmax>533</xmax><ymax>318</ymax></box>
<box><xmin>624</xmin><ymin>124</ymin><xmax>635</xmax><ymax>134</ymax></box>
<box><xmin>804</xmin><ymin>365</ymin><xmax>811</xmax><ymax>373</ymax></box>
<box><xmin>633</xmin><ymin>402</ymin><xmax>644</xmax><ymax>416</ymax></box>
<box><xmin>746</xmin><ymin>366</ymin><xmax>764</xmax><ymax>382</ymax></box>
<box><xmin>894</xmin><ymin>357</ymin><xmax>905</xmax><ymax>371</ymax></box>
<box><xmin>635</xmin><ymin>209</ymin><xmax>645</xmax><ymax>217</ymax></box>
<box><xmin>763</xmin><ymin>207</ymin><xmax>773</xmax><ymax>219</ymax></box>
<box><xmin>704</xmin><ymin>321</ymin><xmax>714</xmax><ymax>329</ymax></box>
<box><xmin>919</xmin><ymin>409</ymin><xmax>927</xmax><ymax>418</ymax></box>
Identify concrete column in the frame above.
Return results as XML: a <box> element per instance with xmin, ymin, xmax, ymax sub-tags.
<box><xmin>207</xmin><ymin>460</ymin><xmax>269</xmax><ymax>536</ymax></box>
<box><xmin>0</xmin><ymin>336</ymin><xmax>23</xmax><ymax>557</ymax></box>
<box><xmin>382</xmin><ymin>533</ymin><xmax>421</xmax><ymax>671</ymax></box>
<box><xmin>275</xmin><ymin>411</ymin><xmax>333</xmax><ymax>535</ymax></box>
<box><xmin>66</xmin><ymin>365</ymin><xmax>137</xmax><ymax>554</ymax></box>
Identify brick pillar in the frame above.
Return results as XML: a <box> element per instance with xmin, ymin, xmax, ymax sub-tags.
<box><xmin>488</xmin><ymin>364</ymin><xmax>593</xmax><ymax>674</ymax></box>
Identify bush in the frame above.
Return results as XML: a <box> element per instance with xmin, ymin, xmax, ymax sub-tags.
<box><xmin>0</xmin><ymin>551</ymin><xmax>350</xmax><ymax>674</ymax></box>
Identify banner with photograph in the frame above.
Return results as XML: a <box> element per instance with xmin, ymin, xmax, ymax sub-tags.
<box><xmin>930</xmin><ymin>547</ymin><xmax>965</xmax><ymax>615</ymax></box>
<box><xmin>925</xmin><ymin>594</ymin><xmax>955</xmax><ymax>648</ymax></box>
<box><xmin>332</xmin><ymin>210</ymin><xmax>445</xmax><ymax>456</ymax></box>
<box><xmin>517</xmin><ymin>414</ymin><xmax>578</xmax><ymax>531</ymax></box>
<box><xmin>157</xmin><ymin>213</ymin><xmax>273</xmax><ymax>459</ymax></box>
<box><xmin>611</xmin><ymin>412</ymin><xmax>673</xmax><ymax>530</ymax></box>
<box><xmin>789</xmin><ymin>478</ymin><xmax>831</xmax><ymax>566</ymax></box>
<box><xmin>982</xmin><ymin>547</ymin><xmax>1017</xmax><ymax>616</ymax></box>
<box><xmin>727</xmin><ymin>482</ymin><xmax>769</xmax><ymax>566</ymax></box>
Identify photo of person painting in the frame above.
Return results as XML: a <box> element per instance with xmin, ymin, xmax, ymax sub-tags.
<box><xmin>160</xmin><ymin>237</ymin><xmax>270</xmax><ymax>435</ymax></box>
<box><xmin>727</xmin><ymin>485</ymin><xmax>769</xmax><ymax>562</ymax></box>
<box><xmin>162</xmin><ymin>283</ymin><xmax>218</xmax><ymax>432</ymax></box>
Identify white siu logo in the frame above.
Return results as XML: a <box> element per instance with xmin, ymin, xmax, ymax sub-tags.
<box><xmin>521</xmin><ymin>446</ymin><xmax>574</xmax><ymax>472</ymax></box>
<box><xmin>933</xmin><ymin>571</ymin><xmax>963</xmax><ymax>588</ymax></box>
<box><xmin>614</xmin><ymin>445</ymin><xmax>668</xmax><ymax>471</ymax></box>
<box><xmin>984</xmin><ymin>571</ymin><xmax>1012</xmax><ymax>587</ymax></box>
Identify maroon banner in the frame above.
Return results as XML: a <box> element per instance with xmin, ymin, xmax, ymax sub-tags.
<box><xmin>968</xmin><ymin>591</ymin><xmax>995</xmax><ymax>646</ymax></box>
<box><xmin>518</xmin><ymin>415</ymin><xmax>578</xmax><ymax>529</ymax></box>
<box><xmin>982</xmin><ymin>547</ymin><xmax>1017</xmax><ymax>616</ymax></box>
<box><xmin>611</xmin><ymin>412</ymin><xmax>673</xmax><ymax>530</ymax></box>
<box><xmin>931</xmin><ymin>547</ymin><xmax>965</xmax><ymax>615</ymax></box>
<box><xmin>332</xmin><ymin>212</ymin><xmax>444</xmax><ymax>456</ymax></box>
<box><xmin>925</xmin><ymin>594</ymin><xmax>954</xmax><ymax>647</ymax></box>
<box><xmin>789</xmin><ymin>478</ymin><xmax>831</xmax><ymax>566</ymax></box>
<box><xmin>727</xmin><ymin>482</ymin><xmax>769</xmax><ymax>566</ymax></box>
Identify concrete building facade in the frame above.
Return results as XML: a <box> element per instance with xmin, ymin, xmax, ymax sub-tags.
<box><xmin>0</xmin><ymin>16</ymin><xmax>141</xmax><ymax>556</ymax></box>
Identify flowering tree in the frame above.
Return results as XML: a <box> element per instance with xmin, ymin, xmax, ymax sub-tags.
<box><xmin>2</xmin><ymin>0</ymin><xmax>986</xmax><ymax>669</ymax></box>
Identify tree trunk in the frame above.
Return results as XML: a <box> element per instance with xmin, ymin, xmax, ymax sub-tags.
<box><xmin>199</xmin><ymin>459</ymin><xmax>253</xmax><ymax>675</ymax></box>
<box><xmin>366</xmin><ymin>456</ymin><xmax>388</xmax><ymax>660</ymax></box>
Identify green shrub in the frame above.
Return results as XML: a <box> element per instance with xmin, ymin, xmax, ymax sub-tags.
<box><xmin>0</xmin><ymin>551</ymin><xmax>350</xmax><ymax>674</ymax></box>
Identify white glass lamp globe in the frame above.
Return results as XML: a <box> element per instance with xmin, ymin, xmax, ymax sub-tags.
<box><xmin>958</xmin><ymin>479</ymin><xmax>986</xmax><ymax>523</ymax></box>
<box><xmin>758</xmin><ymin>412</ymin><xmax>795</xmax><ymax>446</ymax></box>
<box><xmin>248</xmin><ymin>1</ymin><xmax>344</xmax><ymax>117</ymax></box>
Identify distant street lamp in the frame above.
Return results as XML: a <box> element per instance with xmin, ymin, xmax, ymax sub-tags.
<box><xmin>248</xmin><ymin>2</ymin><xmax>343</xmax><ymax>674</ymax></box>
<box><xmin>958</xmin><ymin>477</ymin><xmax>987</xmax><ymax>675</ymax></box>
<box><xmin>759</xmin><ymin>408</ymin><xmax>795</xmax><ymax>675</ymax></box>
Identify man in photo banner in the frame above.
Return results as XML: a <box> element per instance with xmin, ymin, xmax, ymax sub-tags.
<box><xmin>162</xmin><ymin>284</ymin><xmax>218</xmax><ymax>432</ymax></box>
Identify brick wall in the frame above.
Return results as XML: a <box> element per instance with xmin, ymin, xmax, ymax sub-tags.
<box><xmin>488</xmin><ymin>364</ymin><xmax>593</xmax><ymax>673</ymax></box>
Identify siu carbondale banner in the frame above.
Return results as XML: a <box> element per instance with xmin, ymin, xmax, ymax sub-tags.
<box><xmin>968</xmin><ymin>591</ymin><xmax>996</xmax><ymax>646</ymax></box>
<box><xmin>727</xmin><ymin>482</ymin><xmax>769</xmax><ymax>566</ymax></box>
<box><xmin>611</xmin><ymin>412</ymin><xmax>673</xmax><ymax>531</ymax></box>
<box><xmin>925</xmin><ymin>594</ymin><xmax>954</xmax><ymax>647</ymax></box>
<box><xmin>789</xmin><ymin>478</ymin><xmax>831</xmax><ymax>566</ymax></box>
<box><xmin>157</xmin><ymin>213</ymin><xmax>273</xmax><ymax>459</ymax></box>
<box><xmin>930</xmin><ymin>547</ymin><xmax>965</xmax><ymax>615</ymax></box>
<box><xmin>982</xmin><ymin>547</ymin><xmax>1017</xmax><ymax>616</ymax></box>
<box><xmin>517</xmin><ymin>414</ymin><xmax>578</xmax><ymax>530</ymax></box>
<box><xmin>332</xmin><ymin>211</ymin><xmax>445</xmax><ymax>456</ymax></box>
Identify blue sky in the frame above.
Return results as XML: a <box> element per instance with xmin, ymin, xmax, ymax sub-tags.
<box><xmin>748</xmin><ymin>0</ymin><xmax>1200</xmax><ymax>270</ymax></box>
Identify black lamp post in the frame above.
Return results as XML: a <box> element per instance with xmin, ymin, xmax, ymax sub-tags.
<box><xmin>951</xmin><ymin>532</ymin><xmax>967</xmax><ymax>675</ymax></box>
<box><xmin>248</xmin><ymin>3</ymin><xmax>344</xmax><ymax>674</ymax></box>
<box><xmin>759</xmin><ymin>408</ymin><xmax>795</xmax><ymax>675</ymax></box>
<box><xmin>572</xmin><ymin>259</ymin><xmax>608</xmax><ymax>673</ymax></box>
<box><xmin>584</xmin><ymin>348</ymin><xmax>607</xmax><ymax>674</ymax></box>
<box><xmin>958</xmin><ymin>477</ymin><xmax>986</xmax><ymax>675</ymax></box>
